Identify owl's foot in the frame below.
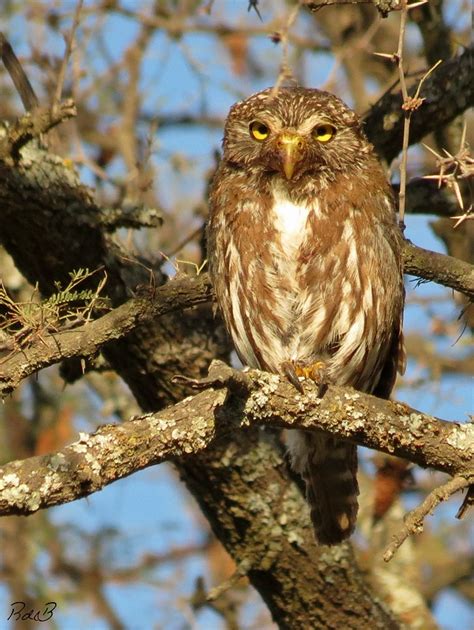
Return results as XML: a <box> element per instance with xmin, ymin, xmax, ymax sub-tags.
<box><xmin>297</xmin><ymin>361</ymin><xmax>329</xmax><ymax>397</ymax></box>
<box><xmin>280</xmin><ymin>360</ymin><xmax>329</xmax><ymax>397</ymax></box>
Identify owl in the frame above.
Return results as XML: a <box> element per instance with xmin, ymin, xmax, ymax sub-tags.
<box><xmin>207</xmin><ymin>87</ymin><xmax>405</xmax><ymax>545</ymax></box>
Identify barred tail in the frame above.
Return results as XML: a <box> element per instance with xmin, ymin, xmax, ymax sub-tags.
<box><xmin>287</xmin><ymin>430</ymin><xmax>359</xmax><ymax>545</ymax></box>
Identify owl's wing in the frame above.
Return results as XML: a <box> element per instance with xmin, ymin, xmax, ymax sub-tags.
<box><xmin>373</xmin><ymin>302</ymin><xmax>406</xmax><ymax>400</ymax></box>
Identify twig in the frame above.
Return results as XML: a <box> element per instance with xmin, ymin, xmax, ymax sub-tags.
<box><xmin>366</xmin><ymin>46</ymin><xmax>473</xmax><ymax>163</ymax></box>
<box><xmin>190</xmin><ymin>575</ymin><xmax>240</xmax><ymax>629</ymax></box>
<box><xmin>0</xmin><ymin>32</ymin><xmax>39</xmax><ymax>111</ymax></box>
<box><xmin>395</xmin><ymin>0</ymin><xmax>409</xmax><ymax>231</ymax></box>
<box><xmin>423</xmin><ymin>121</ymin><xmax>473</xmax><ymax>227</ymax></box>
<box><xmin>0</xmin><ymin>273</ymin><xmax>212</xmax><ymax>396</ymax></box>
<box><xmin>456</xmin><ymin>485</ymin><xmax>473</xmax><ymax>519</ymax></box>
<box><xmin>247</xmin><ymin>0</ymin><xmax>263</xmax><ymax>21</ymax></box>
<box><xmin>271</xmin><ymin>1</ymin><xmax>303</xmax><ymax>94</ymax></box>
<box><xmin>373</xmin><ymin>2</ymin><xmax>437</xmax><ymax>231</ymax></box>
<box><xmin>383</xmin><ymin>475</ymin><xmax>472</xmax><ymax>562</ymax></box>
<box><xmin>305</xmin><ymin>0</ymin><xmax>391</xmax><ymax>13</ymax></box>
<box><xmin>52</xmin><ymin>0</ymin><xmax>84</xmax><ymax>114</ymax></box>
<box><xmin>206</xmin><ymin>557</ymin><xmax>252</xmax><ymax>601</ymax></box>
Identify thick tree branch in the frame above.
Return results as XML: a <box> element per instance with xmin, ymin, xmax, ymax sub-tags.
<box><xmin>365</xmin><ymin>46</ymin><xmax>474</xmax><ymax>164</ymax></box>
<box><xmin>1</xmin><ymin>361</ymin><xmax>471</xmax><ymax>517</ymax></box>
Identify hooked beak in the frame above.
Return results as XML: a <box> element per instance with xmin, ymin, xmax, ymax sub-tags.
<box><xmin>277</xmin><ymin>133</ymin><xmax>304</xmax><ymax>180</ymax></box>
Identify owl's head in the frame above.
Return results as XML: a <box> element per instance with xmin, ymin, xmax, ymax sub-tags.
<box><xmin>222</xmin><ymin>87</ymin><xmax>373</xmax><ymax>180</ymax></box>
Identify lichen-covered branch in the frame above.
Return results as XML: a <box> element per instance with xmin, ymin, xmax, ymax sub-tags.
<box><xmin>1</xmin><ymin>361</ymin><xmax>471</xmax><ymax>517</ymax></box>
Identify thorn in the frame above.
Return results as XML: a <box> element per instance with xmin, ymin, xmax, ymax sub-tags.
<box><xmin>406</xmin><ymin>0</ymin><xmax>429</xmax><ymax>8</ymax></box>
<box><xmin>372</xmin><ymin>52</ymin><xmax>397</xmax><ymax>61</ymax></box>
<box><xmin>451</xmin><ymin>212</ymin><xmax>472</xmax><ymax>228</ymax></box>
<box><xmin>422</xmin><ymin>143</ymin><xmax>442</xmax><ymax>158</ymax></box>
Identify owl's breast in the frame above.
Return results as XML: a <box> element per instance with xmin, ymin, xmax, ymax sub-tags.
<box><xmin>208</xmin><ymin>176</ymin><xmax>402</xmax><ymax>391</ymax></box>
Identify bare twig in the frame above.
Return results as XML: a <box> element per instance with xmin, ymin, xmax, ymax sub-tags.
<box><xmin>206</xmin><ymin>558</ymin><xmax>252</xmax><ymax>602</ymax></box>
<box><xmin>366</xmin><ymin>46</ymin><xmax>473</xmax><ymax>163</ymax></box>
<box><xmin>372</xmin><ymin>5</ymin><xmax>439</xmax><ymax>231</ymax></box>
<box><xmin>247</xmin><ymin>0</ymin><xmax>263</xmax><ymax>21</ymax></box>
<box><xmin>423</xmin><ymin>122</ymin><xmax>474</xmax><ymax>227</ymax></box>
<box><xmin>109</xmin><ymin>8</ymin><xmax>330</xmax><ymax>54</ymax></box>
<box><xmin>52</xmin><ymin>0</ymin><xmax>84</xmax><ymax>114</ymax></box>
<box><xmin>395</xmin><ymin>0</ymin><xmax>410</xmax><ymax>231</ymax></box>
<box><xmin>456</xmin><ymin>485</ymin><xmax>473</xmax><ymax>519</ymax></box>
<box><xmin>383</xmin><ymin>476</ymin><xmax>473</xmax><ymax>562</ymax></box>
<box><xmin>272</xmin><ymin>1</ymin><xmax>303</xmax><ymax>93</ymax></box>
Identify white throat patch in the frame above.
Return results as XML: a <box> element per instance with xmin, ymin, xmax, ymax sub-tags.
<box><xmin>271</xmin><ymin>185</ymin><xmax>312</xmax><ymax>254</ymax></box>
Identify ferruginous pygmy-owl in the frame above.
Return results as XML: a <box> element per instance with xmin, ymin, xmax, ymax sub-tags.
<box><xmin>207</xmin><ymin>87</ymin><xmax>405</xmax><ymax>545</ymax></box>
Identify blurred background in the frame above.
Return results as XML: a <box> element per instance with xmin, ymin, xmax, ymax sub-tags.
<box><xmin>0</xmin><ymin>1</ymin><xmax>472</xmax><ymax>628</ymax></box>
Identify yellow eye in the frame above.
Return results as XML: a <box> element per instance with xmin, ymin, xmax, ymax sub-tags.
<box><xmin>313</xmin><ymin>123</ymin><xmax>336</xmax><ymax>143</ymax></box>
<box><xmin>250</xmin><ymin>121</ymin><xmax>270</xmax><ymax>141</ymax></box>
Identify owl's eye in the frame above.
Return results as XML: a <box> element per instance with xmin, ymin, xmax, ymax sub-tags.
<box><xmin>249</xmin><ymin>121</ymin><xmax>270</xmax><ymax>141</ymax></box>
<box><xmin>313</xmin><ymin>123</ymin><xmax>336</xmax><ymax>143</ymax></box>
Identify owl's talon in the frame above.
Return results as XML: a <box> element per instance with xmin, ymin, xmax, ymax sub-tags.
<box><xmin>281</xmin><ymin>361</ymin><xmax>305</xmax><ymax>394</ymax></box>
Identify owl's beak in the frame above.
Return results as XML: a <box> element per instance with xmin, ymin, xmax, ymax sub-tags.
<box><xmin>277</xmin><ymin>133</ymin><xmax>303</xmax><ymax>180</ymax></box>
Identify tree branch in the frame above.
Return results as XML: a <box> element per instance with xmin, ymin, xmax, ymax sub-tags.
<box><xmin>402</xmin><ymin>240</ymin><xmax>474</xmax><ymax>300</ymax></box>
<box><xmin>402</xmin><ymin>179</ymin><xmax>458</xmax><ymax>218</ymax></box>
<box><xmin>0</xmin><ymin>273</ymin><xmax>213</xmax><ymax>396</ymax></box>
<box><xmin>1</xmin><ymin>361</ymin><xmax>471</xmax><ymax>517</ymax></box>
<box><xmin>305</xmin><ymin>0</ymin><xmax>398</xmax><ymax>14</ymax></box>
<box><xmin>0</xmin><ymin>100</ymin><xmax>77</xmax><ymax>159</ymax></box>
<box><xmin>383</xmin><ymin>475</ymin><xmax>472</xmax><ymax>563</ymax></box>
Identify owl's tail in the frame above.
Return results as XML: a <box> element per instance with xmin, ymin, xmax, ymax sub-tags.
<box><xmin>287</xmin><ymin>430</ymin><xmax>359</xmax><ymax>545</ymax></box>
